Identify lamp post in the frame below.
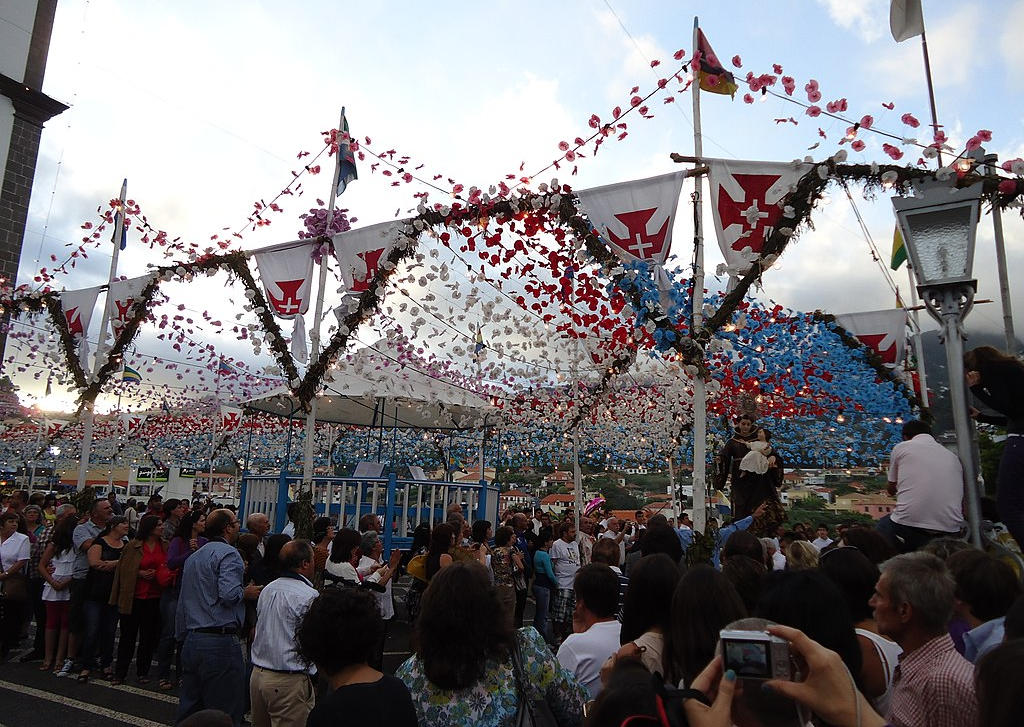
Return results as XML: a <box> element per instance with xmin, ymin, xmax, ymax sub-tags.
<box><xmin>892</xmin><ymin>179</ymin><xmax>984</xmax><ymax>547</ymax></box>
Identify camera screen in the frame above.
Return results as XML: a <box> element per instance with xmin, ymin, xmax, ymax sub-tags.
<box><xmin>722</xmin><ymin>639</ymin><xmax>771</xmax><ymax>678</ymax></box>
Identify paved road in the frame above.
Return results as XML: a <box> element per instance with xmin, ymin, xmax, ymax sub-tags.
<box><xmin>0</xmin><ymin>578</ymin><xmax>536</xmax><ymax>726</ymax></box>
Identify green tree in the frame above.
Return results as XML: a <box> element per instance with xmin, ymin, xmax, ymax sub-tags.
<box><xmin>785</xmin><ymin>496</ymin><xmax>875</xmax><ymax>532</ymax></box>
<box><xmin>978</xmin><ymin>432</ymin><xmax>1004</xmax><ymax>496</ymax></box>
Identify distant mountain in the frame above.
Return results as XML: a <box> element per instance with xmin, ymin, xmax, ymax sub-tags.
<box><xmin>918</xmin><ymin>327</ymin><xmax>1021</xmax><ymax>431</ymax></box>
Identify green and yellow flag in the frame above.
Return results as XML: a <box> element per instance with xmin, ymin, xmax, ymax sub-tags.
<box><xmin>890</xmin><ymin>225</ymin><xmax>907</xmax><ymax>270</ymax></box>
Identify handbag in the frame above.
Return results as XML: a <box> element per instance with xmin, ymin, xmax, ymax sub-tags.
<box><xmin>0</xmin><ymin>571</ymin><xmax>28</xmax><ymax>601</ymax></box>
<box><xmin>511</xmin><ymin>635</ymin><xmax>558</xmax><ymax>727</ymax></box>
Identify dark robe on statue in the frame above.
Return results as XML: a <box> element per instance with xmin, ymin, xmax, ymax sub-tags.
<box><xmin>715</xmin><ymin>430</ymin><xmax>785</xmax><ymax>536</ymax></box>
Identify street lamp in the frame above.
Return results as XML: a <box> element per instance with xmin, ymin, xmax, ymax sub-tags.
<box><xmin>891</xmin><ymin>178</ymin><xmax>984</xmax><ymax>546</ymax></box>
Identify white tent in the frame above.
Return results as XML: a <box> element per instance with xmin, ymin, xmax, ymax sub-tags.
<box><xmin>243</xmin><ymin>340</ymin><xmax>499</xmax><ymax>430</ymax></box>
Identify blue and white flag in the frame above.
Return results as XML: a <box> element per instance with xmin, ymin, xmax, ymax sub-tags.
<box><xmin>336</xmin><ymin>111</ymin><xmax>358</xmax><ymax>197</ymax></box>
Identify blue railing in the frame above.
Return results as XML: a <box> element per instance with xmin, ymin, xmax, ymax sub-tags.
<box><xmin>239</xmin><ymin>471</ymin><xmax>500</xmax><ymax>555</ymax></box>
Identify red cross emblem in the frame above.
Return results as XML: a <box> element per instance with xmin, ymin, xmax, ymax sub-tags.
<box><xmin>716</xmin><ymin>174</ymin><xmax>784</xmax><ymax>253</ymax></box>
<box><xmin>222</xmin><ymin>412</ymin><xmax>241</xmax><ymax>431</ymax></box>
<box><xmin>47</xmin><ymin>423</ymin><xmax>62</xmax><ymax>438</ymax></box>
<box><xmin>605</xmin><ymin>209</ymin><xmax>669</xmax><ymax>261</ymax></box>
<box><xmin>351</xmin><ymin>248</ymin><xmax>385</xmax><ymax>292</ymax></box>
<box><xmin>268</xmin><ymin>279</ymin><xmax>305</xmax><ymax>315</ymax></box>
<box><xmin>64</xmin><ymin>306</ymin><xmax>84</xmax><ymax>336</ymax></box>
<box><xmin>856</xmin><ymin>334</ymin><xmax>898</xmax><ymax>365</ymax></box>
<box><xmin>113</xmin><ymin>297</ymin><xmax>134</xmax><ymax>337</ymax></box>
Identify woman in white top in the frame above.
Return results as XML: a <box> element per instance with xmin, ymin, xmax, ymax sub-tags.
<box><xmin>324</xmin><ymin>528</ymin><xmax>367</xmax><ymax>587</ymax></box>
<box><xmin>819</xmin><ymin>547</ymin><xmax>902</xmax><ymax>715</ymax></box>
<box><xmin>38</xmin><ymin>514</ymin><xmax>78</xmax><ymax>671</ymax></box>
<box><xmin>0</xmin><ymin>511</ymin><xmax>31</xmax><ymax>659</ymax></box>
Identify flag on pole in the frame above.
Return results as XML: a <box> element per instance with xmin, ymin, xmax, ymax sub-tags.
<box><xmin>121</xmin><ymin>365</ymin><xmax>142</xmax><ymax>383</ymax></box>
<box><xmin>890</xmin><ymin>225</ymin><xmax>907</xmax><ymax>270</ymax></box>
<box><xmin>218</xmin><ymin>357</ymin><xmax>234</xmax><ymax>377</ymax></box>
<box><xmin>890</xmin><ymin>0</ymin><xmax>924</xmax><ymax>42</ymax></box>
<box><xmin>695</xmin><ymin>28</ymin><xmax>738</xmax><ymax>97</ymax></box>
<box><xmin>112</xmin><ymin>179</ymin><xmax>128</xmax><ymax>250</ymax></box>
<box><xmin>336</xmin><ymin>110</ymin><xmax>358</xmax><ymax>197</ymax></box>
<box><xmin>45</xmin><ymin>374</ymin><xmax>52</xmax><ymax>397</ymax></box>
<box><xmin>834</xmin><ymin>309</ymin><xmax>909</xmax><ymax>367</ymax></box>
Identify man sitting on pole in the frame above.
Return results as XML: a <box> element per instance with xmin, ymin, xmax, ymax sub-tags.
<box><xmin>878</xmin><ymin>420</ymin><xmax>965</xmax><ymax>553</ymax></box>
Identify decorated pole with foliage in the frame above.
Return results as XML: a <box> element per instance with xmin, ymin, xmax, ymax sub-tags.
<box><xmin>77</xmin><ymin>179</ymin><xmax>127</xmax><ymax>491</ymax></box>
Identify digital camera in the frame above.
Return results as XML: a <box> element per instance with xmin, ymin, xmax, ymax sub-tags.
<box><xmin>719</xmin><ymin>629</ymin><xmax>792</xmax><ymax>680</ymax></box>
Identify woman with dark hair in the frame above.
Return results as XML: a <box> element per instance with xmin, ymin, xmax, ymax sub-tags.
<box><xmin>965</xmin><ymin>345</ymin><xmax>1024</xmax><ymax>548</ymax></box>
<box><xmin>38</xmin><ymin>513</ymin><xmax>78</xmax><ymax>671</ymax></box>
<box><xmin>819</xmin><ymin>547</ymin><xmax>902</xmax><ymax>714</ymax></box>
<box><xmin>721</xmin><ymin>529</ymin><xmax>767</xmax><ymax>568</ymax></box>
<box><xmin>155</xmin><ymin>509</ymin><xmax>207</xmax><ymax>690</ymax></box>
<box><xmin>80</xmin><ymin>516</ymin><xmax>129</xmax><ymax>681</ymax></box>
<box><xmin>617</xmin><ymin>553</ymin><xmax>680</xmax><ymax>677</ymax></box>
<box><xmin>424</xmin><ymin>522</ymin><xmax>455</xmax><ymax>581</ymax></box>
<box><xmin>755</xmin><ymin>569</ymin><xmax>863</xmax><ymax>691</ymax></box>
<box><xmin>310</xmin><ymin>516</ymin><xmax>334</xmax><ymax>590</ymax></box>
<box><xmin>110</xmin><ymin>513</ymin><xmax>166</xmax><ymax>684</ymax></box>
<box><xmin>721</xmin><ymin>555</ymin><xmax>767</xmax><ymax>614</ymax></box>
<box><xmin>396</xmin><ymin>561</ymin><xmax>585</xmax><ymax>726</ymax></box>
<box><xmin>490</xmin><ymin>525</ymin><xmax>522</xmax><ymax>624</ymax></box>
<box><xmin>249</xmin><ymin>533</ymin><xmax>290</xmax><ymax>586</ymax></box>
<box><xmin>841</xmin><ymin>526</ymin><xmax>895</xmax><ymax>564</ymax></box>
<box><xmin>714</xmin><ymin>414</ymin><xmax>786</xmax><ymax>535</ymax></box>
<box><xmin>299</xmin><ymin>587</ymin><xmax>417</xmax><ymax>726</ymax></box>
<box><xmin>324</xmin><ymin>528</ymin><xmax>362</xmax><ymax>587</ymax></box>
<box><xmin>663</xmin><ymin>564</ymin><xmax>747</xmax><ymax>687</ymax></box>
<box><xmin>975</xmin><ymin>639</ymin><xmax>1024</xmax><ymax>727</ymax></box>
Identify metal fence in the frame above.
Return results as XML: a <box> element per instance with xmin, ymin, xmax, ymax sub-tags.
<box><xmin>239</xmin><ymin>472</ymin><xmax>500</xmax><ymax>554</ymax></box>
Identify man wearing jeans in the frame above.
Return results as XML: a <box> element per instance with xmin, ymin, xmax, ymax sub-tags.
<box><xmin>175</xmin><ymin>509</ymin><xmax>261</xmax><ymax>727</ymax></box>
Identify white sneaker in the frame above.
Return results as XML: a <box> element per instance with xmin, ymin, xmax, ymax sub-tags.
<box><xmin>54</xmin><ymin>659</ymin><xmax>74</xmax><ymax>678</ymax></box>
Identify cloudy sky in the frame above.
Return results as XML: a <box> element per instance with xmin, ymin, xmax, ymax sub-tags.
<box><xmin>10</xmin><ymin>0</ymin><xmax>1024</xmax><ymax>410</ymax></box>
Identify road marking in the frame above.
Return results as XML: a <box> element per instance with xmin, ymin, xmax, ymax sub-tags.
<box><xmin>0</xmin><ymin>679</ymin><xmax>171</xmax><ymax>726</ymax></box>
<box><xmin>107</xmin><ymin>681</ymin><xmax>179</xmax><ymax>704</ymax></box>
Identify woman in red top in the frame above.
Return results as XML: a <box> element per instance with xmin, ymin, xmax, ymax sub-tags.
<box><xmin>110</xmin><ymin>514</ymin><xmax>165</xmax><ymax>684</ymax></box>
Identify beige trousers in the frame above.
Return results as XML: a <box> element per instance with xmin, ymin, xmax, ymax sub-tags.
<box><xmin>249</xmin><ymin>665</ymin><xmax>315</xmax><ymax>727</ymax></box>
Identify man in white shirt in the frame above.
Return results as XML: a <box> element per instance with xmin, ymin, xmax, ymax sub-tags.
<box><xmin>549</xmin><ymin>521</ymin><xmax>581</xmax><ymax>644</ymax></box>
<box><xmin>557</xmin><ymin>564</ymin><xmax>622</xmax><ymax>699</ymax></box>
<box><xmin>598</xmin><ymin>517</ymin><xmax>632</xmax><ymax>567</ymax></box>
<box><xmin>811</xmin><ymin>524</ymin><xmax>834</xmax><ymax>551</ymax></box>
<box><xmin>879</xmin><ymin>420</ymin><xmax>965</xmax><ymax>553</ymax></box>
<box><xmin>249</xmin><ymin>540</ymin><xmax>319</xmax><ymax>727</ymax></box>
<box><xmin>576</xmin><ymin>516</ymin><xmax>596</xmax><ymax>567</ymax></box>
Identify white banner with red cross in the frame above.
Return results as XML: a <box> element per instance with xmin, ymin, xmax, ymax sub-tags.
<box><xmin>45</xmin><ymin>418</ymin><xmax>70</xmax><ymax>439</ymax></box>
<box><xmin>576</xmin><ymin>171</ymin><xmax>686</xmax><ymax>313</ymax></box>
<box><xmin>220</xmin><ymin>405</ymin><xmax>243</xmax><ymax>434</ymax></box>
<box><xmin>576</xmin><ymin>171</ymin><xmax>685</xmax><ymax>265</ymax></box>
<box><xmin>107</xmin><ymin>275</ymin><xmax>154</xmax><ymax>342</ymax></box>
<box><xmin>707</xmin><ymin>159</ymin><xmax>811</xmax><ymax>277</ymax></box>
<box><xmin>253</xmin><ymin>243</ymin><xmax>315</xmax><ymax>364</ymax></box>
<box><xmin>58</xmin><ymin>286</ymin><xmax>102</xmax><ymax>361</ymax></box>
<box><xmin>118</xmin><ymin>413</ymin><xmax>147</xmax><ymax>437</ymax></box>
<box><xmin>332</xmin><ymin>221</ymin><xmax>404</xmax><ymax>294</ymax></box>
<box><xmin>834</xmin><ymin>309</ymin><xmax>908</xmax><ymax>367</ymax></box>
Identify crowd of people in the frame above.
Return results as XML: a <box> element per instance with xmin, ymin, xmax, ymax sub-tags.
<box><xmin>0</xmin><ymin>345</ymin><xmax>1021</xmax><ymax>727</ymax></box>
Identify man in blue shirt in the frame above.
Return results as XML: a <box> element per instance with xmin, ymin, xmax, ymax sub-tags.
<box><xmin>175</xmin><ymin>509</ymin><xmax>261</xmax><ymax>727</ymax></box>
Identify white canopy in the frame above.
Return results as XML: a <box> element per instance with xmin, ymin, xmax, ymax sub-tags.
<box><xmin>243</xmin><ymin>340</ymin><xmax>499</xmax><ymax>430</ymax></box>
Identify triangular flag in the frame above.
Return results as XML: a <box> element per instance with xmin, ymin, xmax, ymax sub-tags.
<box><xmin>695</xmin><ymin>28</ymin><xmax>738</xmax><ymax>97</ymax></box>
<box><xmin>336</xmin><ymin>110</ymin><xmax>358</xmax><ymax>197</ymax></box>
<box><xmin>890</xmin><ymin>225</ymin><xmax>907</xmax><ymax>270</ymax></box>
<box><xmin>834</xmin><ymin>309</ymin><xmax>909</xmax><ymax>367</ymax></box>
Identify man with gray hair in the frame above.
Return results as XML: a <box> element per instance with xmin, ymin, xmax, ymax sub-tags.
<box><xmin>357</xmin><ymin>530</ymin><xmax>400</xmax><ymax>670</ymax></box>
<box><xmin>869</xmin><ymin>552</ymin><xmax>978</xmax><ymax>727</ymax></box>
<box><xmin>249</xmin><ymin>539</ymin><xmax>318</xmax><ymax>727</ymax></box>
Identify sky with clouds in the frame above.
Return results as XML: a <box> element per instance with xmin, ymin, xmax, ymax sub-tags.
<box><xmin>10</xmin><ymin>0</ymin><xmax>1024</xmax><ymax>410</ymax></box>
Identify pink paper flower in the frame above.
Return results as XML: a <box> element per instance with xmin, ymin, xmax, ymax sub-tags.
<box><xmin>773</xmin><ymin>64</ymin><xmax>783</xmax><ymax>74</ymax></box>
<box><xmin>900</xmin><ymin>113</ymin><xmax>920</xmax><ymax>128</ymax></box>
<box><xmin>860</xmin><ymin>115</ymin><xmax>873</xmax><ymax>129</ymax></box>
<box><xmin>782</xmin><ymin>76</ymin><xmax>795</xmax><ymax>95</ymax></box>
<box><xmin>673</xmin><ymin>49</ymin><xmax>686</xmax><ymax>60</ymax></box>
<box><xmin>558</xmin><ymin>141</ymin><xmax>570</xmax><ymax>151</ymax></box>
<box><xmin>965</xmin><ymin>136</ymin><xmax>982</xmax><ymax>152</ymax></box>
<box><xmin>807</xmin><ymin>89</ymin><xmax>821</xmax><ymax>103</ymax></box>
<box><xmin>882</xmin><ymin>143</ymin><xmax>904</xmax><ymax>160</ymax></box>
<box><xmin>976</xmin><ymin>129</ymin><xmax>992</xmax><ymax>142</ymax></box>
<box><xmin>805</xmin><ymin>79</ymin><xmax>819</xmax><ymax>92</ymax></box>
<box><xmin>999</xmin><ymin>179</ymin><xmax>1017</xmax><ymax>194</ymax></box>
<box><xmin>732</xmin><ymin>55</ymin><xmax>742</xmax><ymax>67</ymax></box>
<box><xmin>743</xmin><ymin>93</ymin><xmax>754</xmax><ymax>104</ymax></box>
<box><xmin>851</xmin><ymin>140</ymin><xmax>866</xmax><ymax>152</ymax></box>
<box><xmin>806</xmin><ymin>105</ymin><xmax>822</xmax><ymax>117</ymax></box>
